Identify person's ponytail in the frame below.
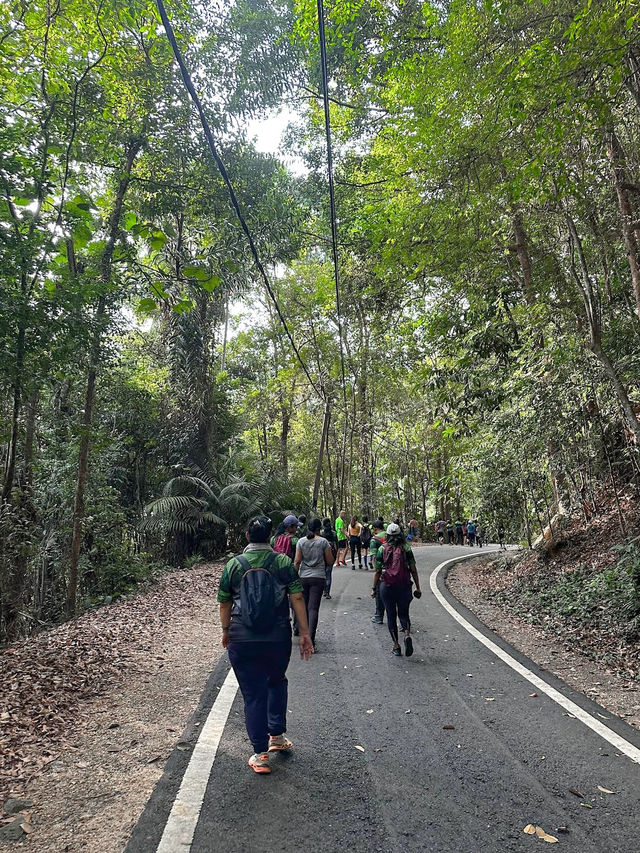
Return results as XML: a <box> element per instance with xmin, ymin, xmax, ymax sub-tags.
<box><xmin>307</xmin><ymin>518</ymin><xmax>322</xmax><ymax>539</ymax></box>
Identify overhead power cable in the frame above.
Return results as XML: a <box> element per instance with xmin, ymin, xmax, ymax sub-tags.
<box><xmin>155</xmin><ymin>0</ymin><xmax>322</xmax><ymax>398</ymax></box>
<box><xmin>316</xmin><ymin>0</ymin><xmax>349</xmax><ymax>504</ymax></box>
<box><xmin>316</xmin><ymin>0</ymin><xmax>348</xmax><ymax>406</ymax></box>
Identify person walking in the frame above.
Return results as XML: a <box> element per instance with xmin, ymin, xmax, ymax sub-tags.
<box><xmin>335</xmin><ymin>510</ymin><xmax>348</xmax><ymax>566</ymax></box>
<box><xmin>435</xmin><ymin>519</ymin><xmax>446</xmax><ymax>544</ymax></box>
<box><xmin>467</xmin><ymin>519</ymin><xmax>476</xmax><ymax>547</ymax></box>
<box><xmin>477</xmin><ymin>525</ymin><xmax>486</xmax><ymax>548</ymax></box>
<box><xmin>498</xmin><ymin>524</ymin><xmax>505</xmax><ymax>550</ymax></box>
<box><xmin>271</xmin><ymin>514</ymin><xmax>299</xmax><ymax>560</ymax></box>
<box><xmin>294</xmin><ymin>518</ymin><xmax>334</xmax><ymax>651</ymax></box>
<box><xmin>408</xmin><ymin>518</ymin><xmax>419</xmax><ymax>542</ymax></box>
<box><xmin>370</xmin><ymin>519</ymin><xmax>386</xmax><ymax>624</ymax></box>
<box><xmin>348</xmin><ymin>515</ymin><xmax>363</xmax><ymax>569</ymax></box>
<box><xmin>446</xmin><ymin>520</ymin><xmax>454</xmax><ymax>545</ymax></box>
<box><xmin>297</xmin><ymin>514</ymin><xmax>308</xmax><ymax>538</ymax></box>
<box><xmin>371</xmin><ymin>523</ymin><xmax>421</xmax><ymax>657</ymax></box>
<box><xmin>218</xmin><ymin>516</ymin><xmax>313</xmax><ymax>775</ymax></box>
<box><xmin>360</xmin><ymin>516</ymin><xmax>373</xmax><ymax>568</ymax></box>
<box><xmin>455</xmin><ymin>519</ymin><xmax>464</xmax><ymax>546</ymax></box>
<box><xmin>321</xmin><ymin>518</ymin><xmax>338</xmax><ymax>598</ymax></box>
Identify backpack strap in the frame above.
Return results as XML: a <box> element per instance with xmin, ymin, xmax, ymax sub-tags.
<box><xmin>237</xmin><ymin>552</ymin><xmax>278</xmax><ymax>573</ymax></box>
<box><xmin>236</xmin><ymin>555</ymin><xmax>251</xmax><ymax>572</ymax></box>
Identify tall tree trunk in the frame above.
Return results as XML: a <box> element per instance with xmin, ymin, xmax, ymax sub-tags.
<box><xmin>566</xmin><ymin>214</ymin><xmax>640</xmax><ymax>446</ymax></box>
<box><xmin>511</xmin><ymin>208</ymin><xmax>535</xmax><ymax>304</ymax></box>
<box><xmin>66</xmin><ymin>139</ymin><xmax>141</xmax><ymax>618</ymax></box>
<box><xmin>3</xmin><ymin>389</ymin><xmax>38</xmax><ymax>640</ymax></box>
<box><xmin>280</xmin><ymin>407</ymin><xmax>291</xmax><ymax>478</ymax></box>
<box><xmin>1</xmin><ymin>314</ymin><xmax>26</xmax><ymax>504</ymax></box>
<box><xmin>312</xmin><ymin>402</ymin><xmax>331</xmax><ymax>510</ymax></box>
<box><xmin>606</xmin><ymin>129</ymin><xmax>640</xmax><ymax>319</ymax></box>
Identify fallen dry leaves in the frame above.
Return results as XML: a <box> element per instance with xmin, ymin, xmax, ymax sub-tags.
<box><xmin>0</xmin><ymin>563</ymin><xmax>222</xmax><ymax>802</ymax></box>
<box><xmin>523</xmin><ymin>824</ymin><xmax>558</xmax><ymax>843</ymax></box>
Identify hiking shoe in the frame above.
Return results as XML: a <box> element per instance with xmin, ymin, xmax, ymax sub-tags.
<box><xmin>326</xmin><ymin>593</ymin><xmax>332</xmax><ymax>600</ymax></box>
<box><xmin>371</xmin><ymin>615</ymin><xmax>383</xmax><ymax>624</ymax></box>
<box><xmin>248</xmin><ymin>752</ymin><xmax>271</xmax><ymax>773</ymax></box>
<box><xmin>392</xmin><ymin>647</ymin><xmax>402</xmax><ymax>657</ymax></box>
<box><xmin>404</xmin><ymin>636</ymin><xmax>414</xmax><ymax>657</ymax></box>
<box><xmin>268</xmin><ymin>735</ymin><xmax>293</xmax><ymax>753</ymax></box>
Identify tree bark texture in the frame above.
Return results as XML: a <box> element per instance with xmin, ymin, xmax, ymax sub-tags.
<box><xmin>66</xmin><ymin>139</ymin><xmax>141</xmax><ymax>618</ymax></box>
<box><xmin>606</xmin><ymin>129</ymin><xmax>640</xmax><ymax>320</ymax></box>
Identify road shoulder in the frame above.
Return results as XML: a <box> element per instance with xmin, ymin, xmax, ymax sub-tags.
<box><xmin>447</xmin><ymin>555</ymin><xmax>640</xmax><ymax>731</ymax></box>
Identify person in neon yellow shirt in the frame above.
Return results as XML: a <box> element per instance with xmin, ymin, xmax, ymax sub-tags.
<box><xmin>334</xmin><ymin>510</ymin><xmax>348</xmax><ymax>566</ymax></box>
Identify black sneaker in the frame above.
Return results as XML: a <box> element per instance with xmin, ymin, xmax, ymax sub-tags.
<box><xmin>404</xmin><ymin>636</ymin><xmax>414</xmax><ymax>658</ymax></box>
<box><xmin>392</xmin><ymin>647</ymin><xmax>402</xmax><ymax>657</ymax></box>
<box><xmin>371</xmin><ymin>615</ymin><xmax>383</xmax><ymax>624</ymax></box>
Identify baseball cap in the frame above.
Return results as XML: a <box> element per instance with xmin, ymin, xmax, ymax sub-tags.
<box><xmin>283</xmin><ymin>514</ymin><xmax>299</xmax><ymax>527</ymax></box>
<box><xmin>386</xmin><ymin>523</ymin><xmax>401</xmax><ymax>536</ymax></box>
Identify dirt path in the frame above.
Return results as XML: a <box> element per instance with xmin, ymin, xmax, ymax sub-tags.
<box><xmin>447</xmin><ymin>556</ymin><xmax>640</xmax><ymax>731</ymax></box>
<box><xmin>0</xmin><ymin>563</ymin><xmax>223</xmax><ymax>851</ymax></box>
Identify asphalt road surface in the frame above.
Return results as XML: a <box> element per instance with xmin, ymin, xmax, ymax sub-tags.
<box><xmin>128</xmin><ymin>546</ymin><xmax>640</xmax><ymax>853</ymax></box>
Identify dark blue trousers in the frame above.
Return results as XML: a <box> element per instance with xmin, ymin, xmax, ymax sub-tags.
<box><xmin>228</xmin><ymin>639</ymin><xmax>292</xmax><ymax>754</ymax></box>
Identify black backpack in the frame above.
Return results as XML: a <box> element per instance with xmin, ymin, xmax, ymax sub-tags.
<box><xmin>360</xmin><ymin>524</ymin><xmax>372</xmax><ymax>545</ymax></box>
<box><xmin>236</xmin><ymin>553</ymin><xmax>282</xmax><ymax>633</ymax></box>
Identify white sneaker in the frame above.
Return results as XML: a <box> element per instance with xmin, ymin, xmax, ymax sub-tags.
<box><xmin>268</xmin><ymin>734</ymin><xmax>293</xmax><ymax>752</ymax></box>
<box><xmin>248</xmin><ymin>752</ymin><xmax>271</xmax><ymax>774</ymax></box>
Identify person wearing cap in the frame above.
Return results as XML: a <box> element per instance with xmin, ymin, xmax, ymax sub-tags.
<box><xmin>271</xmin><ymin>514</ymin><xmax>299</xmax><ymax>560</ymax></box>
<box><xmin>370</xmin><ymin>518</ymin><xmax>387</xmax><ymax>624</ymax></box>
<box><xmin>371</xmin><ymin>522</ymin><xmax>422</xmax><ymax>657</ymax></box>
<box><xmin>218</xmin><ymin>515</ymin><xmax>313</xmax><ymax>775</ymax></box>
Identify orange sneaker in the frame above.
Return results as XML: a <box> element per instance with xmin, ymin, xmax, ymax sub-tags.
<box><xmin>248</xmin><ymin>752</ymin><xmax>271</xmax><ymax>774</ymax></box>
<box><xmin>268</xmin><ymin>734</ymin><xmax>293</xmax><ymax>752</ymax></box>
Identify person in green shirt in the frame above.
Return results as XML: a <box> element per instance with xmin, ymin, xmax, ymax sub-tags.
<box><xmin>218</xmin><ymin>515</ymin><xmax>313</xmax><ymax>775</ymax></box>
<box><xmin>334</xmin><ymin>510</ymin><xmax>348</xmax><ymax>566</ymax></box>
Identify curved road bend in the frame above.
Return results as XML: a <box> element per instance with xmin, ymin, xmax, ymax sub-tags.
<box><xmin>128</xmin><ymin>546</ymin><xmax>640</xmax><ymax>853</ymax></box>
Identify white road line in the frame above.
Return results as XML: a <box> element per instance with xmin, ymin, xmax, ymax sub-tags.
<box><xmin>430</xmin><ymin>555</ymin><xmax>640</xmax><ymax>765</ymax></box>
<box><xmin>157</xmin><ymin>668</ymin><xmax>239</xmax><ymax>852</ymax></box>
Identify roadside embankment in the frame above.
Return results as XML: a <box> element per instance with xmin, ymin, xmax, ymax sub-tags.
<box><xmin>0</xmin><ymin>562</ymin><xmax>223</xmax><ymax>850</ymax></box>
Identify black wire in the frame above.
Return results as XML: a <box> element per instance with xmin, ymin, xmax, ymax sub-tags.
<box><xmin>316</xmin><ymin>0</ymin><xmax>349</xmax><ymax>503</ymax></box>
<box><xmin>155</xmin><ymin>0</ymin><xmax>322</xmax><ymax>397</ymax></box>
<box><xmin>316</xmin><ymin>0</ymin><xmax>348</xmax><ymax>406</ymax></box>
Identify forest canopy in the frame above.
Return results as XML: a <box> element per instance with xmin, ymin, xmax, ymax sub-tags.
<box><xmin>1</xmin><ymin>0</ymin><xmax>640</xmax><ymax>642</ymax></box>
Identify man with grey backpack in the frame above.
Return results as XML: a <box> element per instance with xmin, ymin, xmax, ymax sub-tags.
<box><xmin>218</xmin><ymin>516</ymin><xmax>314</xmax><ymax>774</ymax></box>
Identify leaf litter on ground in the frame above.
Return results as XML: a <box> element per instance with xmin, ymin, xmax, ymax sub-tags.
<box><xmin>0</xmin><ymin>563</ymin><xmax>222</xmax><ymax>801</ymax></box>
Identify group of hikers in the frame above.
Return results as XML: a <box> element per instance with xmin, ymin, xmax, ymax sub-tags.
<box><xmin>217</xmin><ymin>509</ymin><xmax>421</xmax><ymax>774</ymax></box>
<box><xmin>434</xmin><ymin>518</ymin><xmax>492</xmax><ymax>547</ymax></box>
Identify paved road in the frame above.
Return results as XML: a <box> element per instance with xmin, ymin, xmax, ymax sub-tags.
<box><xmin>128</xmin><ymin>546</ymin><xmax>640</xmax><ymax>853</ymax></box>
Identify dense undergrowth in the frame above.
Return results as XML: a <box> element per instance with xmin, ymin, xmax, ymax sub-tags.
<box><xmin>478</xmin><ymin>482</ymin><xmax>640</xmax><ymax>676</ymax></box>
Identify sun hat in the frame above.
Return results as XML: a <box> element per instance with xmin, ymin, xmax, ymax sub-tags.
<box><xmin>386</xmin><ymin>523</ymin><xmax>401</xmax><ymax>536</ymax></box>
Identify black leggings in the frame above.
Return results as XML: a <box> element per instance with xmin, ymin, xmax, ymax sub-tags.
<box><xmin>380</xmin><ymin>582</ymin><xmax>412</xmax><ymax>644</ymax></box>
<box><xmin>349</xmin><ymin>536</ymin><xmax>362</xmax><ymax>565</ymax></box>
<box><xmin>302</xmin><ymin>577</ymin><xmax>325</xmax><ymax>644</ymax></box>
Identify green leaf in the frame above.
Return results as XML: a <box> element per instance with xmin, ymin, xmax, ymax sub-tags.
<box><xmin>200</xmin><ymin>275</ymin><xmax>221</xmax><ymax>292</ymax></box>
<box><xmin>138</xmin><ymin>297</ymin><xmax>158</xmax><ymax>313</ymax></box>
